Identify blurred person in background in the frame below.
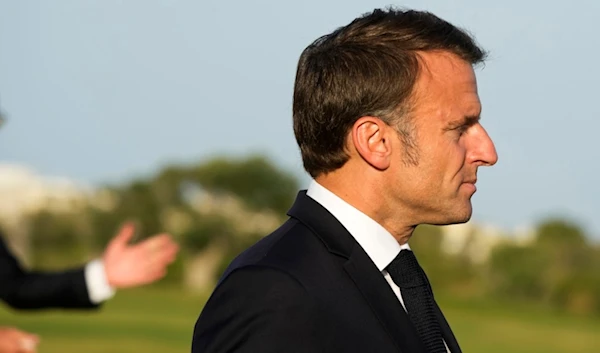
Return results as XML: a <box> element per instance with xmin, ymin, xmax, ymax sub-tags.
<box><xmin>0</xmin><ymin>223</ymin><xmax>179</xmax><ymax>353</ymax></box>
<box><xmin>0</xmin><ymin>222</ymin><xmax>178</xmax><ymax>310</ymax></box>
<box><xmin>0</xmin><ymin>113</ymin><xmax>179</xmax><ymax>353</ymax></box>
<box><xmin>193</xmin><ymin>7</ymin><xmax>497</xmax><ymax>353</ymax></box>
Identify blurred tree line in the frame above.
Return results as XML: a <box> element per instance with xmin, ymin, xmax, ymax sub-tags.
<box><xmin>7</xmin><ymin>154</ymin><xmax>600</xmax><ymax>316</ymax></box>
<box><xmin>17</xmin><ymin>155</ymin><xmax>297</xmax><ymax>291</ymax></box>
<box><xmin>411</xmin><ymin>222</ymin><xmax>600</xmax><ymax>317</ymax></box>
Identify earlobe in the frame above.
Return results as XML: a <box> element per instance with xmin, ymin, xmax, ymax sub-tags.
<box><xmin>351</xmin><ymin>117</ymin><xmax>392</xmax><ymax>171</ymax></box>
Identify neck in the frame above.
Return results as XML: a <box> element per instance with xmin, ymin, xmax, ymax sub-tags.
<box><xmin>315</xmin><ymin>170</ymin><xmax>415</xmax><ymax>245</ymax></box>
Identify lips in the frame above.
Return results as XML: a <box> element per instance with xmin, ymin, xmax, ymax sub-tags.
<box><xmin>462</xmin><ymin>179</ymin><xmax>477</xmax><ymax>193</ymax></box>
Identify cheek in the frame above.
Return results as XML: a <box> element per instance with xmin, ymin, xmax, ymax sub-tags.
<box><xmin>454</xmin><ymin>142</ymin><xmax>468</xmax><ymax>167</ymax></box>
<box><xmin>438</xmin><ymin>140</ymin><xmax>468</xmax><ymax>183</ymax></box>
<box><xmin>406</xmin><ymin>160</ymin><xmax>442</xmax><ymax>195</ymax></box>
<box><xmin>447</xmin><ymin>137</ymin><xmax>468</xmax><ymax>162</ymax></box>
<box><xmin>396</xmin><ymin>137</ymin><xmax>464</xmax><ymax>194</ymax></box>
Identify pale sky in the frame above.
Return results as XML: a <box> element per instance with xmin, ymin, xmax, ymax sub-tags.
<box><xmin>0</xmin><ymin>0</ymin><xmax>598</xmax><ymax>238</ymax></box>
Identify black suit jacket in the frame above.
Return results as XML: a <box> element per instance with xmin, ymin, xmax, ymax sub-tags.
<box><xmin>192</xmin><ymin>191</ymin><xmax>461</xmax><ymax>353</ymax></box>
<box><xmin>0</xmin><ymin>234</ymin><xmax>97</xmax><ymax>310</ymax></box>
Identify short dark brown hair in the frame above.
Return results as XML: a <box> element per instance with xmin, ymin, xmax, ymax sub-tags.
<box><xmin>293</xmin><ymin>8</ymin><xmax>487</xmax><ymax>178</ymax></box>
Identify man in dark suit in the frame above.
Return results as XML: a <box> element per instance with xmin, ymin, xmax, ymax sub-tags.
<box><xmin>0</xmin><ymin>222</ymin><xmax>178</xmax><ymax>352</ymax></box>
<box><xmin>192</xmin><ymin>7</ymin><xmax>498</xmax><ymax>353</ymax></box>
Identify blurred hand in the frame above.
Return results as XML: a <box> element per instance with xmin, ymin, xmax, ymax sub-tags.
<box><xmin>102</xmin><ymin>222</ymin><xmax>179</xmax><ymax>289</ymax></box>
<box><xmin>0</xmin><ymin>327</ymin><xmax>39</xmax><ymax>353</ymax></box>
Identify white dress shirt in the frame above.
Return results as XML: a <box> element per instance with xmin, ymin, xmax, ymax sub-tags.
<box><xmin>84</xmin><ymin>259</ymin><xmax>115</xmax><ymax>304</ymax></box>
<box><xmin>306</xmin><ymin>180</ymin><xmax>450</xmax><ymax>352</ymax></box>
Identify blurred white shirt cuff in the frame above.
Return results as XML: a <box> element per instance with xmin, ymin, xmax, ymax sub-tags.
<box><xmin>84</xmin><ymin>259</ymin><xmax>116</xmax><ymax>304</ymax></box>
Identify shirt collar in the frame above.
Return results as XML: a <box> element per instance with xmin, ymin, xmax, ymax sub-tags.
<box><xmin>306</xmin><ymin>180</ymin><xmax>410</xmax><ymax>272</ymax></box>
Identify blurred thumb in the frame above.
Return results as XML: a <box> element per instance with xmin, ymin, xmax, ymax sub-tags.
<box><xmin>109</xmin><ymin>222</ymin><xmax>136</xmax><ymax>248</ymax></box>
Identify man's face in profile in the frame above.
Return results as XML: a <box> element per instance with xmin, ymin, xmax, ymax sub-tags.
<box><xmin>388</xmin><ymin>51</ymin><xmax>498</xmax><ymax>225</ymax></box>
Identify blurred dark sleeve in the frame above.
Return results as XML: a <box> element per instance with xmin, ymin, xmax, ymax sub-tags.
<box><xmin>0</xmin><ymin>235</ymin><xmax>98</xmax><ymax>310</ymax></box>
<box><xmin>192</xmin><ymin>265</ymin><xmax>322</xmax><ymax>353</ymax></box>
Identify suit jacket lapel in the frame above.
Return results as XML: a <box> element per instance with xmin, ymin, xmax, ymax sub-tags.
<box><xmin>423</xmin><ymin>271</ymin><xmax>461</xmax><ymax>353</ymax></box>
<box><xmin>434</xmin><ymin>301</ymin><xmax>462</xmax><ymax>353</ymax></box>
<box><xmin>288</xmin><ymin>191</ymin><xmax>427</xmax><ymax>353</ymax></box>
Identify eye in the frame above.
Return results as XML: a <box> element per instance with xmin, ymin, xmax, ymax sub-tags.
<box><xmin>456</xmin><ymin>124</ymin><xmax>469</xmax><ymax>136</ymax></box>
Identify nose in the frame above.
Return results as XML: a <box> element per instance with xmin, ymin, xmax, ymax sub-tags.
<box><xmin>468</xmin><ymin>124</ymin><xmax>498</xmax><ymax>166</ymax></box>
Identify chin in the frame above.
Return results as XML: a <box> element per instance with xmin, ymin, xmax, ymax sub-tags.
<box><xmin>452</xmin><ymin>213</ymin><xmax>472</xmax><ymax>224</ymax></box>
<box><xmin>452</xmin><ymin>204</ymin><xmax>473</xmax><ymax>224</ymax></box>
<box><xmin>427</xmin><ymin>213</ymin><xmax>471</xmax><ymax>226</ymax></box>
<box><xmin>421</xmin><ymin>199</ymin><xmax>473</xmax><ymax>226</ymax></box>
<box><xmin>430</xmin><ymin>204</ymin><xmax>472</xmax><ymax>225</ymax></box>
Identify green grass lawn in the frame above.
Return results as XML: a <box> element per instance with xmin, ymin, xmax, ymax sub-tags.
<box><xmin>1</xmin><ymin>287</ymin><xmax>598</xmax><ymax>353</ymax></box>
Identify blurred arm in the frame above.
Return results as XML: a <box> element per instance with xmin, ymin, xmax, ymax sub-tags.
<box><xmin>0</xmin><ymin>223</ymin><xmax>178</xmax><ymax>310</ymax></box>
<box><xmin>0</xmin><ymin>236</ymin><xmax>98</xmax><ymax>310</ymax></box>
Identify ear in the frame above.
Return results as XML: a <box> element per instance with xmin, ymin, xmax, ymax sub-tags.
<box><xmin>350</xmin><ymin>116</ymin><xmax>392</xmax><ymax>170</ymax></box>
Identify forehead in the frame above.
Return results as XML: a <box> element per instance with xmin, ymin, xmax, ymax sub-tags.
<box><xmin>411</xmin><ymin>51</ymin><xmax>481</xmax><ymax>118</ymax></box>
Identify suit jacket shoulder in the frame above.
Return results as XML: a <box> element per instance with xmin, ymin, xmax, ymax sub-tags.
<box><xmin>192</xmin><ymin>192</ymin><xmax>422</xmax><ymax>353</ymax></box>
<box><xmin>221</xmin><ymin>217</ymin><xmax>331</xmax><ymax>283</ymax></box>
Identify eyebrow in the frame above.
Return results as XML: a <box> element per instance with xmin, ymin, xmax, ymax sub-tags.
<box><xmin>444</xmin><ymin>115</ymin><xmax>480</xmax><ymax>130</ymax></box>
